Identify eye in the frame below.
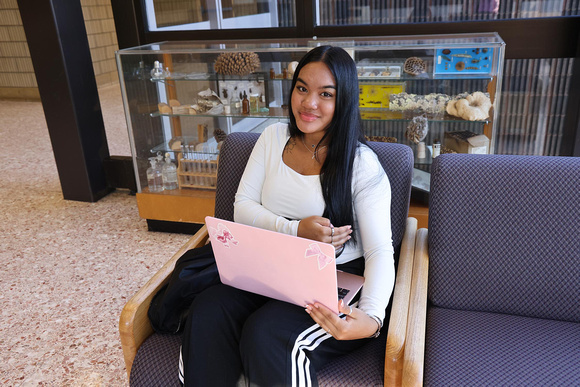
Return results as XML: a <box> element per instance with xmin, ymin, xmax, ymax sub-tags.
<box><xmin>296</xmin><ymin>85</ymin><xmax>307</xmax><ymax>93</ymax></box>
<box><xmin>321</xmin><ymin>91</ymin><xmax>334</xmax><ymax>98</ymax></box>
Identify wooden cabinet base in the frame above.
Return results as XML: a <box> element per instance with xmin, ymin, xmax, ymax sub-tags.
<box><xmin>409</xmin><ymin>199</ymin><xmax>429</xmax><ymax>229</ymax></box>
<box><xmin>136</xmin><ymin>188</ymin><xmax>215</xmax><ymax>224</ymax></box>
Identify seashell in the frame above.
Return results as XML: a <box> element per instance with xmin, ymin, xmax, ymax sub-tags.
<box><xmin>404</xmin><ymin>57</ymin><xmax>427</xmax><ymax>76</ymax></box>
<box><xmin>405</xmin><ymin>115</ymin><xmax>429</xmax><ymax>144</ymax></box>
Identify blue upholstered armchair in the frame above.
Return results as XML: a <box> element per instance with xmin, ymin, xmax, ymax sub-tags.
<box><xmin>120</xmin><ymin>132</ymin><xmax>417</xmax><ymax>385</ymax></box>
<box><xmin>403</xmin><ymin>154</ymin><xmax>580</xmax><ymax>385</ymax></box>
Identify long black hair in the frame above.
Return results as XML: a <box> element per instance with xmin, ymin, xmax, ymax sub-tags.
<box><xmin>288</xmin><ymin>45</ymin><xmax>367</xmax><ymax>245</ymax></box>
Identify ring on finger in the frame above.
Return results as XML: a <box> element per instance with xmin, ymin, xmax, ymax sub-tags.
<box><xmin>348</xmin><ymin>306</ymin><xmax>353</xmax><ymax>316</ymax></box>
<box><xmin>331</xmin><ymin>227</ymin><xmax>335</xmax><ymax>237</ymax></box>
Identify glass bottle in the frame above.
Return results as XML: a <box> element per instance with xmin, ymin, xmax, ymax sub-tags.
<box><xmin>162</xmin><ymin>153</ymin><xmax>178</xmax><ymax>190</ymax></box>
<box><xmin>135</xmin><ymin>61</ymin><xmax>147</xmax><ymax>80</ymax></box>
<box><xmin>230</xmin><ymin>92</ymin><xmax>241</xmax><ymax>115</ymax></box>
<box><xmin>432</xmin><ymin>139</ymin><xmax>441</xmax><ymax>158</ymax></box>
<box><xmin>249</xmin><ymin>93</ymin><xmax>260</xmax><ymax>114</ymax></box>
<box><xmin>260</xmin><ymin>94</ymin><xmax>268</xmax><ymax>114</ymax></box>
<box><xmin>242</xmin><ymin>91</ymin><xmax>249</xmax><ymax>115</ymax></box>
<box><xmin>151</xmin><ymin>61</ymin><xmax>165</xmax><ymax>79</ymax></box>
<box><xmin>222</xmin><ymin>89</ymin><xmax>231</xmax><ymax>115</ymax></box>
<box><xmin>146</xmin><ymin>157</ymin><xmax>163</xmax><ymax>192</ymax></box>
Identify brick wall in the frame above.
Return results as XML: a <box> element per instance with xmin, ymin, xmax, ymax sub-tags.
<box><xmin>0</xmin><ymin>0</ymin><xmax>119</xmax><ymax>100</ymax></box>
<box><xmin>81</xmin><ymin>0</ymin><xmax>119</xmax><ymax>87</ymax></box>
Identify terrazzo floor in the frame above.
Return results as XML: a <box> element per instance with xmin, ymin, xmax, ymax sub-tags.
<box><xmin>0</xmin><ymin>84</ymin><xmax>191</xmax><ymax>386</ymax></box>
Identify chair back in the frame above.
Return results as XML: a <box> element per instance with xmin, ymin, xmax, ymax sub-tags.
<box><xmin>214</xmin><ymin>132</ymin><xmax>413</xmax><ymax>250</ymax></box>
<box><xmin>214</xmin><ymin>132</ymin><xmax>260</xmax><ymax>221</ymax></box>
<box><xmin>428</xmin><ymin>154</ymin><xmax>580</xmax><ymax>323</ymax></box>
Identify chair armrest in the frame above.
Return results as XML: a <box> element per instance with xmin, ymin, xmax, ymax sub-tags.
<box><xmin>385</xmin><ymin>217</ymin><xmax>418</xmax><ymax>386</ymax></box>
<box><xmin>402</xmin><ymin>228</ymin><xmax>429</xmax><ymax>386</ymax></box>
<box><xmin>119</xmin><ymin>225</ymin><xmax>209</xmax><ymax>379</ymax></box>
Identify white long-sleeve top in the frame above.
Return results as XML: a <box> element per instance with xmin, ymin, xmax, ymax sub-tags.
<box><xmin>234</xmin><ymin>123</ymin><xmax>394</xmax><ymax>322</ymax></box>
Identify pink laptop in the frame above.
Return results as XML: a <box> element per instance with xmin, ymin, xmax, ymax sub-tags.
<box><xmin>206</xmin><ymin>216</ymin><xmax>364</xmax><ymax>314</ymax></box>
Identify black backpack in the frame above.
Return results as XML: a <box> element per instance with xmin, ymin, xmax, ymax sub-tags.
<box><xmin>148</xmin><ymin>243</ymin><xmax>221</xmax><ymax>334</ymax></box>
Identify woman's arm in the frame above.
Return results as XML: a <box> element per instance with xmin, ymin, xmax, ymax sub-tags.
<box><xmin>352</xmin><ymin>147</ymin><xmax>395</xmax><ymax>323</ymax></box>
<box><xmin>306</xmin><ymin>147</ymin><xmax>394</xmax><ymax>339</ymax></box>
<box><xmin>234</xmin><ymin>125</ymin><xmax>300</xmax><ymax>236</ymax></box>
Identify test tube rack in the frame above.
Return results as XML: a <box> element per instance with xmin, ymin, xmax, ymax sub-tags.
<box><xmin>177</xmin><ymin>156</ymin><xmax>218</xmax><ymax>190</ymax></box>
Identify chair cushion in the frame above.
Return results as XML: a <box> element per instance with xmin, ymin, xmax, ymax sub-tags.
<box><xmin>428</xmin><ymin>154</ymin><xmax>580</xmax><ymax>322</ymax></box>
<box><xmin>317</xmin><ymin>333</ymin><xmax>387</xmax><ymax>386</ymax></box>
<box><xmin>424</xmin><ymin>307</ymin><xmax>580</xmax><ymax>386</ymax></box>
<box><xmin>131</xmin><ymin>332</ymin><xmax>387</xmax><ymax>386</ymax></box>
<box><xmin>130</xmin><ymin>333</ymin><xmax>181</xmax><ymax>386</ymax></box>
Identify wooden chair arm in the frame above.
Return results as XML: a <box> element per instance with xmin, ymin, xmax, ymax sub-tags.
<box><xmin>385</xmin><ymin>217</ymin><xmax>418</xmax><ymax>386</ymax></box>
<box><xmin>402</xmin><ymin>228</ymin><xmax>429</xmax><ymax>386</ymax></box>
<box><xmin>119</xmin><ymin>225</ymin><xmax>209</xmax><ymax>379</ymax></box>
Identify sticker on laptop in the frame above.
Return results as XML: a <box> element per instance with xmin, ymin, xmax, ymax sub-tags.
<box><xmin>305</xmin><ymin>243</ymin><xmax>333</xmax><ymax>270</ymax></box>
<box><xmin>209</xmin><ymin>223</ymin><xmax>239</xmax><ymax>248</ymax></box>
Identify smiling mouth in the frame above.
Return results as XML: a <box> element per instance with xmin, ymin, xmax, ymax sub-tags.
<box><xmin>299</xmin><ymin>112</ymin><xmax>318</xmax><ymax>122</ymax></box>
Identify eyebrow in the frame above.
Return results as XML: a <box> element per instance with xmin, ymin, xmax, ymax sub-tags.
<box><xmin>296</xmin><ymin>77</ymin><xmax>336</xmax><ymax>90</ymax></box>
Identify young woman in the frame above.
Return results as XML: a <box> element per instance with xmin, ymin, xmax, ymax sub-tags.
<box><xmin>180</xmin><ymin>45</ymin><xmax>394</xmax><ymax>386</ymax></box>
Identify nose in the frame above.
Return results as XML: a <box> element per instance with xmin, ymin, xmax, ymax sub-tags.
<box><xmin>302</xmin><ymin>93</ymin><xmax>317</xmax><ymax>109</ymax></box>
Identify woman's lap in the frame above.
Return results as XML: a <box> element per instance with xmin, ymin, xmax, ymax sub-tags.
<box><xmin>181</xmin><ymin>283</ymin><xmax>370</xmax><ymax>386</ymax></box>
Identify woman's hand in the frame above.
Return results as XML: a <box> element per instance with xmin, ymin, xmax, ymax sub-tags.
<box><xmin>297</xmin><ymin>216</ymin><xmax>351</xmax><ymax>248</ymax></box>
<box><xmin>305</xmin><ymin>300</ymin><xmax>380</xmax><ymax>340</ymax></box>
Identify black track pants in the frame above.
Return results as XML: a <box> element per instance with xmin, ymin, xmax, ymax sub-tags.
<box><xmin>179</xmin><ymin>282</ymin><xmax>370</xmax><ymax>386</ymax></box>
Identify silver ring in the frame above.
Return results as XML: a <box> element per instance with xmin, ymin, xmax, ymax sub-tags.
<box><xmin>331</xmin><ymin>227</ymin><xmax>335</xmax><ymax>236</ymax></box>
<box><xmin>348</xmin><ymin>306</ymin><xmax>353</xmax><ymax>316</ymax></box>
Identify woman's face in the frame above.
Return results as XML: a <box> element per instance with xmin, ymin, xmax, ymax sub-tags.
<box><xmin>291</xmin><ymin>62</ymin><xmax>336</xmax><ymax>137</ymax></box>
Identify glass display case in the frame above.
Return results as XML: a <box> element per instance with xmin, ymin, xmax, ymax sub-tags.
<box><xmin>116</xmin><ymin>34</ymin><xmax>505</xmax><ymax>225</ymax></box>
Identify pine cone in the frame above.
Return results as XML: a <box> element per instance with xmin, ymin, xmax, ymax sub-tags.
<box><xmin>213</xmin><ymin>128</ymin><xmax>227</xmax><ymax>143</ymax></box>
<box><xmin>214</xmin><ymin>52</ymin><xmax>261</xmax><ymax>76</ymax></box>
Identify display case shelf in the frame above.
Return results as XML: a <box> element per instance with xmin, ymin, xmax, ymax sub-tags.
<box><xmin>151</xmin><ymin>109</ymin><xmax>490</xmax><ymax>124</ymax></box>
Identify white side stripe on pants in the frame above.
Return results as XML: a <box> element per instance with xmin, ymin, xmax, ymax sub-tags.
<box><xmin>178</xmin><ymin>345</ymin><xmax>184</xmax><ymax>384</ymax></box>
<box><xmin>291</xmin><ymin>324</ymin><xmax>332</xmax><ymax>387</ymax></box>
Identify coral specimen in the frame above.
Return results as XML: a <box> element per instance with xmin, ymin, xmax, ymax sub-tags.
<box><xmin>365</xmin><ymin>135</ymin><xmax>398</xmax><ymax>143</ymax></box>
<box><xmin>404</xmin><ymin>57</ymin><xmax>427</xmax><ymax>75</ymax></box>
<box><xmin>446</xmin><ymin>91</ymin><xmax>492</xmax><ymax>121</ymax></box>
<box><xmin>405</xmin><ymin>115</ymin><xmax>429</xmax><ymax>144</ymax></box>
<box><xmin>390</xmin><ymin>93</ymin><xmax>451</xmax><ymax>114</ymax></box>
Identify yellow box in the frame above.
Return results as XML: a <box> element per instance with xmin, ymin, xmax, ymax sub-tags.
<box><xmin>359</xmin><ymin>84</ymin><xmax>405</xmax><ymax>108</ymax></box>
